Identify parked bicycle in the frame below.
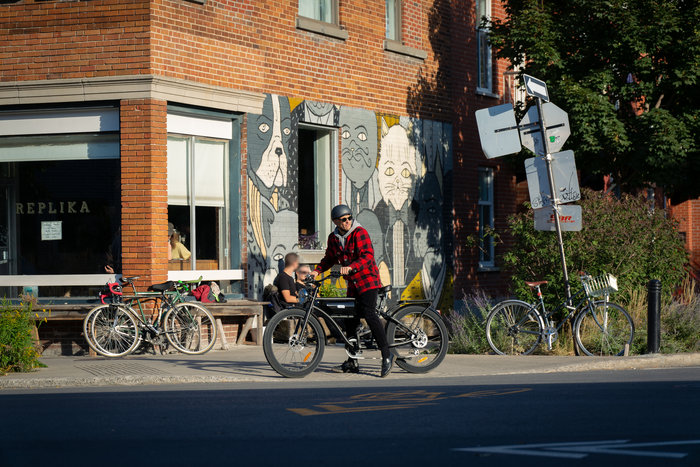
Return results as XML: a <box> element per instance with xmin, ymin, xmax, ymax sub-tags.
<box><xmin>83</xmin><ymin>276</ymin><xmax>217</xmax><ymax>357</ymax></box>
<box><xmin>263</xmin><ymin>272</ymin><xmax>449</xmax><ymax>378</ymax></box>
<box><xmin>485</xmin><ymin>273</ymin><xmax>634</xmax><ymax>356</ymax></box>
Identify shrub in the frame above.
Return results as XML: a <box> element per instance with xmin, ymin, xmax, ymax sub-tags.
<box><xmin>0</xmin><ymin>301</ymin><xmax>46</xmax><ymax>374</ymax></box>
<box><xmin>502</xmin><ymin>189</ymin><xmax>688</xmax><ymax>305</ymax></box>
<box><xmin>318</xmin><ymin>281</ymin><xmax>347</xmax><ymax>298</ymax></box>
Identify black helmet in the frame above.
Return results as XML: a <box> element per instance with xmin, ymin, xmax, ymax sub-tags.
<box><xmin>331</xmin><ymin>204</ymin><xmax>352</xmax><ymax>220</ymax></box>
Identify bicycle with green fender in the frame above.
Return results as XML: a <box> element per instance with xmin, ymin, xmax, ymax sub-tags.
<box><xmin>485</xmin><ymin>273</ymin><xmax>634</xmax><ymax>356</ymax></box>
<box><xmin>83</xmin><ymin>276</ymin><xmax>217</xmax><ymax>357</ymax></box>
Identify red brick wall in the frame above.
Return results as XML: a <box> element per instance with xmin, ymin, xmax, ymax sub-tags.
<box><xmin>149</xmin><ymin>0</ymin><xmax>445</xmax><ymax>117</ymax></box>
<box><xmin>120</xmin><ymin>99</ymin><xmax>169</xmax><ymax>287</ymax></box>
<box><xmin>672</xmin><ymin>198</ymin><xmax>700</xmax><ymax>267</ymax></box>
<box><xmin>0</xmin><ymin>0</ymin><xmax>150</xmax><ymax>81</ymax></box>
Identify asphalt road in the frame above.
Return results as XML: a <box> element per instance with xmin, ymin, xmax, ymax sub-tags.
<box><xmin>1</xmin><ymin>368</ymin><xmax>699</xmax><ymax>467</ymax></box>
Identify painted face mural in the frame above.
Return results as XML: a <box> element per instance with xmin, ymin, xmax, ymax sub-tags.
<box><xmin>303</xmin><ymin>101</ymin><xmax>339</xmax><ymax>126</ymax></box>
<box><xmin>249</xmin><ymin>95</ymin><xmax>292</xmax><ymax>193</ymax></box>
<box><xmin>340</xmin><ymin>107</ymin><xmax>378</xmax><ymax>189</ymax></box>
<box><xmin>378</xmin><ymin>123</ymin><xmax>417</xmax><ymax>212</ymax></box>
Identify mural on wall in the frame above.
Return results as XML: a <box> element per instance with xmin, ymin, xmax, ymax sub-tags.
<box><xmin>247</xmin><ymin>94</ymin><xmax>453</xmax><ymax>306</ymax></box>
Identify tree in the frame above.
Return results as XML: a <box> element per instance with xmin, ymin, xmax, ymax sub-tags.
<box><xmin>488</xmin><ymin>0</ymin><xmax>700</xmax><ymax>200</ymax></box>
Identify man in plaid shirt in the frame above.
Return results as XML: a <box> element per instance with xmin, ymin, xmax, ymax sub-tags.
<box><xmin>311</xmin><ymin>204</ymin><xmax>393</xmax><ymax>377</ymax></box>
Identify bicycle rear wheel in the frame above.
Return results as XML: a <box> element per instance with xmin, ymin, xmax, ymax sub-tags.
<box><xmin>163</xmin><ymin>302</ymin><xmax>217</xmax><ymax>355</ymax></box>
<box><xmin>486</xmin><ymin>300</ymin><xmax>544</xmax><ymax>355</ymax></box>
<box><xmin>574</xmin><ymin>301</ymin><xmax>634</xmax><ymax>356</ymax></box>
<box><xmin>386</xmin><ymin>306</ymin><xmax>448</xmax><ymax>373</ymax></box>
<box><xmin>88</xmin><ymin>304</ymin><xmax>141</xmax><ymax>357</ymax></box>
<box><xmin>263</xmin><ymin>308</ymin><xmax>325</xmax><ymax>378</ymax></box>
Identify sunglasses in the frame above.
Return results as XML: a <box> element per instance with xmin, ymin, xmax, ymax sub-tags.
<box><xmin>337</xmin><ymin>215</ymin><xmax>353</xmax><ymax>222</ymax></box>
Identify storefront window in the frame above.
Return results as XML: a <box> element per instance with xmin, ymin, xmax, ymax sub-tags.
<box><xmin>167</xmin><ymin>135</ymin><xmax>229</xmax><ymax>271</ymax></box>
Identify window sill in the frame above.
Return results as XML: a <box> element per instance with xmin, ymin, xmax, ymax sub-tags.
<box><xmin>384</xmin><ymin>40</ymin><xmax>427</xmax><ymax>60</ymax></box>
<box><xmin>477</xmin><ymin>265</ymin><xmax>500</xmax><ymax>273</ymax></box>
<box><xmin>296</xmin><ymin>16</ymin><xmax>348</xmax><ymax>41</ymax></box>
<box><xmin>476</xmin><ymin>88</ymin><xmax>500</xmax><ymax>99</ymax></box>
<box><xmin>297</xmin><ymin>249</ymin><xmax>327</xmax><ymax>265</ymax></box>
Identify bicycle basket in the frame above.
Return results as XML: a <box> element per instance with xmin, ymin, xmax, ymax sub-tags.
<box><xmin>581</xmin><ymin>273</ymin><xmax>618</xmax><ymax>298</ymax></box>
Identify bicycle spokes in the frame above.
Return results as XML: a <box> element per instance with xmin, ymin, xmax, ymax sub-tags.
<box><xmin>486</xmin><ymin>302</ymin><xmax>543</xmax><ymax>355</ymax></box>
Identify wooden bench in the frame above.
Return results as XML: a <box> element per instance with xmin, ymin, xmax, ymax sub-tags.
<box><xmin>29</xmin><ymin>299</ymin><xmax>267</xmax><ymax>353</ymax></box>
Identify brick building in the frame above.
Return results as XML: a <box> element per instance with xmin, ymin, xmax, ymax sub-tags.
<box><xmin>0</xmin><ymin>0</ymin><xmax>517</xmax><ymax>310</ymax></box>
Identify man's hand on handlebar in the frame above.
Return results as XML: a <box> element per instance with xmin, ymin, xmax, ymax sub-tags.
<box><xmin>340</xmin><ymin>266</ymin><xmax>352</xmax><ymax>276</ymax></box>
<box><xmin>309</xmin><ymin>270</ymin><xmax>320</xmax><ymax>279</ymax></box>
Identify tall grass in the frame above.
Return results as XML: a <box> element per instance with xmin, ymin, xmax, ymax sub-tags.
<box><xmin>446</xmin><ymin>278</ymin><xmax>700</xmax><ymax>355</ymax></box>
<box><xmin>445</xmin><ymin>290</ymin><xmax>494</xmax><ymax>354</ymax></box>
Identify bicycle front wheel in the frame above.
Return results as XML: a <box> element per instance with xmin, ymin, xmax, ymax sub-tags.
<box><xmin>574</xmin><ymin>301</ymin><xmax>634</xmax><ymax>356</ymax></box>
<box><xmin>486</xmin><ymin>300</ymin><xmax>544</xmax><ymax>355</ymax></box>
<box><xmin>164</xmin><ymin>302</ymin><xmax>217</xmax><ymax>355</ymax></box>
<box><xmin>89</xmin><ymin>304</ymin><xmax>141</xmax><ymax>357</ymax></box>
<box><xmin>263</xmin><ymin>308</ymin><xmax>325</xmax><ymax>378</ymax></box>
<box><xmin>386</xmin><ymin>306</ymin><xmax>448</xmax><ymax>373</ymax></box>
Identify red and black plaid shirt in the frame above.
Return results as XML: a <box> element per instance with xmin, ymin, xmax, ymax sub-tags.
<box><xmin>314</xmin><ymin>225</ymin><xmax>382</xmax><ymax>297</ymax></box>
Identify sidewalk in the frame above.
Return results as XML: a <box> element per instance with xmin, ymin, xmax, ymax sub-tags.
<box><xmin>2</xmin><ymin>346</ymin><xmax>699</xmax><ymax>389</ymax></box>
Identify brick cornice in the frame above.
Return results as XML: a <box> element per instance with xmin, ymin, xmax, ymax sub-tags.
<box><xmin>0</xmin><ymin>75</ymin><xmax>265</xmax><ymax>114</ymax></box>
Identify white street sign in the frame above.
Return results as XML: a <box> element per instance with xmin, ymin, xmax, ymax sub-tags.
<box><xmin>519</xmin><ymin>102</ymin><xmax>571</xmax><ymax>155</ymax></box>
<box><xmin>475</xmin><ymin>104</ymin><xmax>522</xmax><ymax>159</ymax></box>
<box><xmin>525</xmin><ymin>150</ymin><xmax>580</xmax><ymax>208</ymax></box>
<box><xmin>453</xmin><ymin>439</ymin><xmax>700</xmax><ymax>459</ymax></box>
<box><xmin>534</xmin><ymin>205</ymin><xmax>582</xmax><ymax>232</ymax></box>
<box><xmin>523</xmin><ymin>74</ymin><xmax>549</xmax><ymax>102</ymax></box>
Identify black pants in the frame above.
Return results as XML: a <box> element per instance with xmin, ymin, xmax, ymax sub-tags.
<box><xmin>347</xmin><ymin>288</ymin><xmax>390</xmax><ymax>359</ymax></box>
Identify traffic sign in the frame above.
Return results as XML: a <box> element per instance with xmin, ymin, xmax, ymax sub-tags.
<box><xmin>524</xmin><ymin>150</ymin><xmax>580</xmax><ymax>208</ymax></box>
<box><xmin>534</xmin><ymin>205</ymin><xmax>582</xmax><ymax>232</ymax></box>
<box><xmin>519</xmin><ymin>102</ymin><xmax>571</xmax><ymax>155</ymax></box>
<box><xmin>475</xmin><ymin>103</ymin><xmax>522</xmax><ymax>159</ymax></box>
<box><xmin>523</xmin><ymin>74</ymin><xmax>549</xmax><ymax>102</ymax></box>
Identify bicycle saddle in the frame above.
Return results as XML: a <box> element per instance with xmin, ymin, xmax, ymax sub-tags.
<box><xmin>148</xmin><ymin>281</ymin><xmax>174</xmax><ymax>292</ymax></box>
<box><xmin>120</xmin><ymin>276</ymin><xmax>140</xmax><ymax>284</ymax></box>
<box><xmin>525</xmin><ymin>280</ymin><xmax>548</xmax><ymax>287</ymax></box>
<box><xmin>377</xmin><ymin>285</ymin><xmax>392</xmax><ymax>296</ymax></box>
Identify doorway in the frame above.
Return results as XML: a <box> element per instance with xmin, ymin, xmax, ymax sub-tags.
<box><xmin>297</xmin><ymin>126</ymin><xmax>337</xmax><ymax>249</ymax></box>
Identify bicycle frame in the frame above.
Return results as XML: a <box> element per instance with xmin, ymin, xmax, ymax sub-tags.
<box><xmin>296</xmin><ymin>275</ymin><xmax>436</xmax><ymax>351</ymax></box>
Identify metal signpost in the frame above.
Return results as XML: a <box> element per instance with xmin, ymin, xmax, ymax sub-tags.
<box><xmin>475</xmin><ymin>74</ymin><xmax>578</xmax><ymax>301</ymax></box>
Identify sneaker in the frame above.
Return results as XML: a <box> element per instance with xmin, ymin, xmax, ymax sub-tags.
<box><xmin>332</xmin><ymin>358</ymin><xmax>359</xmax><ymax>374</ymax></box>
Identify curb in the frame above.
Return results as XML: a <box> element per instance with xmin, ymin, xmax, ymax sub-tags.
<box><xmin>1</xmin><ymin>353</ymin><xmax>698</xmax><ymax>390</ymax></box>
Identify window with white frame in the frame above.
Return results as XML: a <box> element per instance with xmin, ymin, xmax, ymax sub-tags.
<box><xmin>385</xmin><ymin>0</ymin><xmax>401</xmax><ymax>41</ymax></box>
<box><xmin>167</xmin><ymin>112</ymin><xmax>231</xmax><ymax>271</ymax></box>
<box><xmin>478</xmin><ymin>167</ymin><xmax>495</xmax><ymax>267</ymax></box>
<box><xmin>476</xmin><ymin>0</ymin><xmax>493</xmax><ymax>93</ymax></box>
<box><xmin>299</xmin><ymin>0</ymin><xmax>337</xmax><ymax>24</ymax></box>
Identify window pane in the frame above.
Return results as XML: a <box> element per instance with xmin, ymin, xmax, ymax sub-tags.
<box><xmin>0</xmin><ymin>133</ymin><xmax>119</xmax><ymax>162</ymax></box>
<box><xmin>478</xmin><ymin>170</ymin><xmax>492</xmax><ymax>202</ymax></box>
<box><xmin>477</xmin><ymin>30</ymin><xmax>491</xmax><ymax>91</ymax></box>
<box><xmin>3</xmin><ymin>158</ymin><xmax>120</xmax><ymax>293</ymax></box>
<box><xmin>194</xmin><ymin>139</ymin><xmax>226</xmax><ymax>207</ymax></box>
<box><xmin>477</xmin><ymin>0</ymin><xmax>490</xmax><ymax>21</ymax></box>
<box><xmin>479</xmin><ymin>205</ymin><xmax>492</xmax><ymax>262</ymax></box>
<box><xmin>167</xmin><ymin>136</ymin><xmax>190</xmax><ymax>206</ymax></box>
<box><xmin>386</xmin><ymin>0</ymin><xmax>397</xmax><ymax>40</ymax></box>
<box><xmin>299</xmin><ymin>0</ymin><xmax>332</xmax><ymax>23</ymax></box>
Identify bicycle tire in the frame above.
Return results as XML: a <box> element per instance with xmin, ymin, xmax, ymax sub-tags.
<box><xmin>574</xmin><ymin>301</ymin><xmax>634</xmax><ymax>356</ymax></box>
<box><xmin>163</xmin><ymin>302</ymin><xmax>217</xmax><ymax>355</ymax></box>
<box><xmin>386</xmin><ymin>306</ymin><xmax>448</xmax><ymax>373</ymax></box>
<box><xmin>486</xmin><ymin>300</ymin><xmax>544</xmax><ymax>355</ymax></box>
<box><xmin>262</xmin><ymin>308</ymin><xmax>325</xmax><ymax>378</ymax></box>
<box><xmin>87</xmin><ymin>304</ymin><xmax>141</xmax><ymax>357</ymax></box>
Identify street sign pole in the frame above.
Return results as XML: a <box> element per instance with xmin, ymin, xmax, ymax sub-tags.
<box><xmin>536</xmin><ymin>97</ymin><xmax>572</xmax><ymax>302</ymax></box>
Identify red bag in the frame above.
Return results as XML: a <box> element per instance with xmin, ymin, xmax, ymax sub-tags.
<box><xmin>192</xmin><ymin>284</ymin><xmax>213</xmax><ymax>303</ymax></box>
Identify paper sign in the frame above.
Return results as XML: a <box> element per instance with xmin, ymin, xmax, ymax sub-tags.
<box><xmin>41</xmin><ymin>221</ymin><xmax>62</xmax><ymax>241</ymax></box>
<box><xmin>534</xmin><ymin>205</ymin><xmax>582</xmax><ymax>232</ymax></box>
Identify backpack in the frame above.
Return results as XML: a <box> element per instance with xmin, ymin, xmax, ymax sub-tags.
<box><xmin>192</xmin><ymin>284</ymin><xmax>214</xmax><ymax>303</ymax></box>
